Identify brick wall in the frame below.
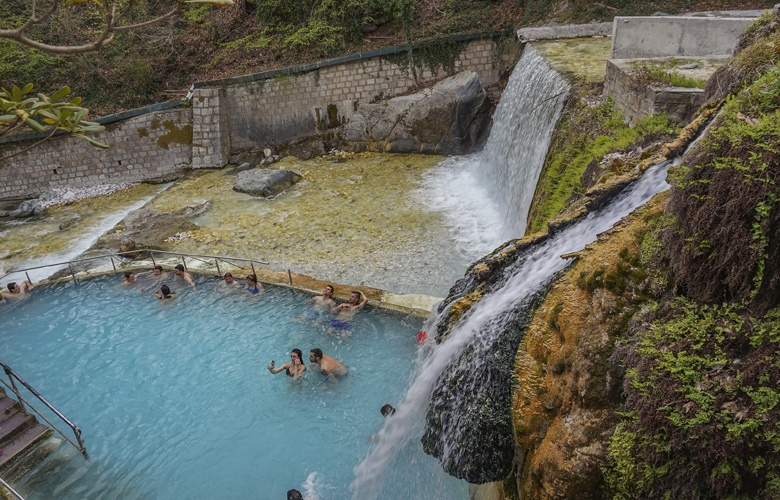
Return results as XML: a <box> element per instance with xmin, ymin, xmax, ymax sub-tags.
<box><xmin>0</xmin><ymin>108</ymin><xmax>192</xmax><ymax>199</ymax></box>
<box><xmin>0</xmin><ymin>34</ymin><xmax>518</xmax><ymax>199</ymax></box>
<box><xmin>220</xmin><ymin>38</ymin><xmax>506</xmax><ymax>152</ymax></box>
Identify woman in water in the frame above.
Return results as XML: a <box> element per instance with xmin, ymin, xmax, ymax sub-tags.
<box><xmin>267</xmin><ymin>349</ymin><xmax>306</xmax><ymax>379</ymax></box>
<box><xmin>246</xmin><ymin>274</ymin><xmax>263</xmax><ymax>295</ymax></box>
<box><xmin>154</xmin><ymin>284</ymin><xmax>176</xmax><ymax>300</ymax></box>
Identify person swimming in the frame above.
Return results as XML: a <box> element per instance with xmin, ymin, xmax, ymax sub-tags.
<box><xmin>154</xmin><ymin>284</ymin><xmax>176</xmax><ymax>300</ymax></box>
<box><xmin>268</xmin><ymin>349</ymin><xmax>306</xmax><ymax>380</ymax></box>
<box><xmin>4</xmin><ymin>280</ymin><xmax>33</xmax><ymax>299</ymax></box>
<box><xmin>308</xmin><ymin>348</ymin><xmax>348</xmax><ymax>380</ymax></box>
<box><xmin>121</xmin><ymin>271</ymin><xmax>137</xmax><ymax>285</ymax></box>
<box><xmin>140</xmin><ymin>266</ymin><xmax>166</xmax><ymax>293</ymax></box>
<box><xmin>328</xmin><ymin>290</ymin><xmax>367</xmax><ymax>338</ymax></box>
<box><xmin>246</xmin><ymin>274</ymin><xmax>263</xmax><ymax>295</ymax></box>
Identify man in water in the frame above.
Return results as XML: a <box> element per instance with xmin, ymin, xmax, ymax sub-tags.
<box><xmin>140</xmin><ymin>266</ymin><xmax>167</xmax><ymax>293</ymax></box>
<box><xmin>309</xmin><ymin>348</ymin><xmax>348</xmax><ymax>379</ymax></box>
<box><xmin>328</xmin><ymin>290</ymin><xmax>368</xmax><ymax>337</ymax></box>
<box><xmin>4</xmin><ymin>280</ymin><xmax>33</xmax><ymax>299</ymax></box>
<box><xmin>174</xmin><ymin>264</ymin><xmax>196</xmax><ymax>290</ymax></box>
<box><xmin>302</xmin><ymin>284</ymin><xmax>335</xmax><ymax>325</ymax></box>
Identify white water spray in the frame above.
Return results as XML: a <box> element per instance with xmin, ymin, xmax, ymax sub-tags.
<box><xmin>352</xmin><ymin>161</ymin><xmax>672</xmax><ymax>499</ymax></box>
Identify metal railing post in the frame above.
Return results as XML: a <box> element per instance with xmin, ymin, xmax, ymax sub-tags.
<box><xmin>0</xmin><ymin>476</ymin><xmax>26</xmax><ymax>500</ymax></box>
<box><xmin>24</xmin><ymin>271</ymin><xmax>31</xmax><ymax>284</ymax></box>
<box><xmin>251</xmin><ymin>262</ymin><xmax>256</xmax><ymax>277</ymax></box>
<box><xmin>215</xmin><ymin>259</ymin><xmax>221</xmax><ymax>276</ymax></box>
<box><xmin>68</xmin><ymin>263</ymin><xmax>77</xmax><ymax>283</ymax></box>
<box><xmin>110</xmin><ymin>257</ymin><xmax>116</xmax><ymax>273</ymax></box>
<box><xmin>151</xmin><ymin>252</ymin><xmax>156</xmax><ymax>266</ymax></box>
<box><xmin>288</xmin><ymin>270</ymin><xmax>293</xmax><ymax>286</ymax></box>
<box><xmin>182</xmin><ymin>256</ymin><xmax>187</xmax><ymax>270</ymax></box>
<box><xmin>4</xmin><ymin>367</ymin><xmax>26</xmax><ymax>415</ymax></box>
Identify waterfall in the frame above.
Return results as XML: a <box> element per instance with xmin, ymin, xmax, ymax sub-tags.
<box><xmin>351</xmin><ymin>161</ymin><xmax>673</xmax><ymax>498</ymax></box>
<box><xmin>480</xmin><ymin>45</ymin><xmax>570</xmax><ymax>237</ymax></box>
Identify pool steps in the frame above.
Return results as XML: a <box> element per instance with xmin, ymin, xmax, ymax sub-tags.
<box><xmin>0</xmin><ymin>387</ymin><xmax>53</xmax><ymax>473</ymax></box>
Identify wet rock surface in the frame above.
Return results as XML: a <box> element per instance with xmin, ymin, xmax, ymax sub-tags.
<box><xmin>233</xmin><ymin>168</ymin><xmax>303</xmax><ymax>197</ymax></box>
<box><xmin>343</xmin><ymin>71</ymin><xmax>490</xmax><ymax>155</ymax></box>
<box><xmin>92</xmin><ymin>207</ymin><xmax>199</xmax><ymax>253</ymax></box>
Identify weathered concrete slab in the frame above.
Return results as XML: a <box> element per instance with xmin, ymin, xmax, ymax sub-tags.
<box><xmin>611</xmin><ymin>16</ymin><xmax>755</xmax><ymax>59</ymax></box>
<box><xmin>517</xmin><ymin>22</ymin><xmax>612</xmax><ymax>41</ymax></box>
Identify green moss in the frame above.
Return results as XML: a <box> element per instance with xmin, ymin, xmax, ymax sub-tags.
<box><xmin>156</xmin><ymin>120</ymin><xmax>193</xmax><ymax>149</ymax></box>
<box><xmin>137</xmin><ymin>128</ymin><xmax>149</xmax><ymax>138</ymax></box>
<box><xmin>528</xmin><ymin>99</ymin><xmax>678</xmax><ymax>234</ymax></box>
<box><xmin>606</xmin><ymin>300</ymin><xmax>780</xmax><ymax>499</ymax></box>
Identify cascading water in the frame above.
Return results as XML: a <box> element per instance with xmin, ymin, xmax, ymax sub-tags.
<box><xmin>352</xmin><ymin>159</ymin><xmax>674</xmax><ymax>497</ymax></box>
<box><xmin>480</xmin><ymin>44</ymin><xmax>570</xmax><ymax>236</ymax></box>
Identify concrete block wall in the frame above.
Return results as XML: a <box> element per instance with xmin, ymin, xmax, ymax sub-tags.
<box><xmin>0</xmin><ymin>108</ymin><xmax>192</xmax><ymax>199</ymax></box>
<box><xmin>191</xmin><ymin>88</ymin><xmax>230</xmax><ymax>169</ymax></box>
<box><xmin>0</xmin><ymin>35</ymin><xmax>516</xmax><ymax>199</ymax></box>
<box><xmin>605</xmin><ymin>60</ymin><xmax>705</xmax><ymax>126</ymax></box>
<box><xmin>610</xmin><ymin>16</ymin><xmax>753</xmax><ymax>59</ymax></box>
<box><xmin>222</xmin><ymin>38</ymin><xmax>503</xmax><ymax>152</ymax></box>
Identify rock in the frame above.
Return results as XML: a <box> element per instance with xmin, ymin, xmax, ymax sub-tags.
<box><xmin>58</xmin><ymin>215</ymin><xmax>81</xmax><ymax>231</ymax></box>
<box><xmin>343</xmin><ymin>71</ymin><xmax>490</xmax><ymax>155</ymax></box>
<box><xmin>92</xmin><ymin>208</ymin><xmax>199</xmax><ymax>253</ymax></box>
<box><xmin>679</xmin><ymin>63</ymin><xmax>700</xmax><ymax>70</ymax></box>
<box><xmin>236</xmin><ymin>162</ymin><xmax>254</xmax><ymax>173</ymax></box>
<box><xmin>172</xmin><ymin>201</ymin><xmax>211</xmax><ymax>218</ymax></box>
<box><xmin>361</xmin><ymin>23</ymin><xmax>377</xmax><ymax>33</ymax></box>
<box><xmin>288</xmin><ymin>138</ymin><xmax>326</xmax><ymax>160</ymax></box>
<box><xmin>230</xmin><ymin>150</ymin><xmax>265</xmax><ymax>165</ymax></box>
<box><xmin>234</xmin><ymin>169</ymin><xmax>303</xmax><ymax>197</ymax></box>
<box><xmin>7</xmin><ymin>198</ymin><xmax>42</xmax><ymax>218</ymax></box>
<box><xmin>264</xmin><ymin>156</ymin><xmax>276</xmax><ymax>165</ymax></box>
<box><xmin>263</xmin><ymin>148</ymin><xmax>272</xmax><ymax>158</ymax></box>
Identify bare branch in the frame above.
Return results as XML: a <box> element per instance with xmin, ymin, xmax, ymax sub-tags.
<box><xmin>0</xmin><ymin>128</ymin><xmax>58</xmax><ymax>164</ymax></box>
<box><xmin>114</xmin><ymin>5</ymin><xmax>181</xmax><ymax>32</ymax></box>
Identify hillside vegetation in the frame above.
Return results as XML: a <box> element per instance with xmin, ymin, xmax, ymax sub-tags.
<box><xmin>0</xmin><ymin>0</ymin><xmax>772</xmax><ymax>117</ymax></box>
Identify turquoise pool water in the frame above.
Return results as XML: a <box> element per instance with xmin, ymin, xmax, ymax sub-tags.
<box><xmin>0</xmin><ymin>276</ymin><xmax>467</xmax><ymax>499</ymax></box>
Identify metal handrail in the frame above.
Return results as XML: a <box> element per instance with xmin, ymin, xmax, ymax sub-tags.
<box><xmin>0</xmin><ymin>476</ymin><xmax>25</xmax><ymax>500</ymax></box>
<box><xmin>0</xmin><ymin>361</ymin><xmax>86</xmax><ymax>456</ymax></box>
<box><xmin>0</xmin><ymin>249</ymin><xmax>271</xmax><ymax>283</ymax></box>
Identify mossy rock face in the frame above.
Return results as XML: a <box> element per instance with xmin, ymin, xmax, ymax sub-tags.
<box><xmin>663</xmin><ymin>64</ymin><xmax>780</xmax><ymax>314</ymax></box>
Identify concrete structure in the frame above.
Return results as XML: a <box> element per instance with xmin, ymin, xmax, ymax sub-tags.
<box><xmin>610</xmin><ymin>16</ymin><xmax>753</xmax><ymax>59</ymax></box>
<box><xmin>605</xmin><ymin>14</ymin><xmax>758</xmax><ymax>126</ymax></box>
<box><xmin>0</xmin><ymin>34</ymin><xmax>520</xmax><ymax>199</ymax></box>
<box><xmin>517</xmin><ymin>22</ymin><xmax>612</xmax><ymax>41</ymax></box>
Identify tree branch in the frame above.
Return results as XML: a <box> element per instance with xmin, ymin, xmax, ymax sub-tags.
<box><xmin>0</xmin><ymin>128</ymin><xmax>59</xmax><ymax>164</ymax></box>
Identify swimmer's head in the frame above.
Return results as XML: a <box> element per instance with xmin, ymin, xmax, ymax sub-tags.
<box><xmin>153</xmin><ymin>265</ymin><xmax>163</xmax><ymax>275</ymax></box>
<box><xmin>324</xmin><ymin>284</ymin><xmax>334</xmax><ymax>296</ymax></box>
<box><xmin>124</xmin><ymin>271</ymin><xmax>134</xmax><ymax>280</ymax></box>
<box><xmin>349</xmin><ymin>291</ymin><xmax>360</xmax><ymax>304</ymax></box>
<box><xmin>287</xmin><ymin>490</ymin><xmax>304</xmax><ymax>500</ymax></box>
<box><xmin>246</xmin><ymin>274</ymin><xmax>257</xmax><ymax>285</ymax></box>
<box><xmin>224</xmin><ymin>272</ymin><xmax>234</xmax><ymax>283</ymax></box>
<box><xmin>174</xmin><ymin>264</ymin><xmax>185</xmax><ymax>275</ymax></box>
<box><xmin>380</xmin><ymin>404</ymin><xmax>396</xmax><ymax>418</ymax></box>
<box><xmin>291</xmin><ymin>348</ymin><xmax>304</xmax><ymax>365</ymax></box>
<box><xmin>6</xmin><ymin>282</ymin><xmax>17</xmax><ymax>293</ymax></box>
<box><xmin>160</xmin><ymin>285</ymin><xmax>172</xmax><ymax>297</ymax></box>
<box><xmin>309</xmin><ymin>348</ymin><xmax>323</xmax><ymax>363</ymax></box>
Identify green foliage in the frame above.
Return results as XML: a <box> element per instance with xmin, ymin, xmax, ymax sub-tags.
<box><xmin>663</xmin><ymin>60</ymin><xmax>780</xmax><ymax>312</ymax></box>
<box><xmin>632</xmin><ymin>59</ymin><xmax>706</xmax><ymax>89</ymax></box>
<box><xmin>606</xmin><ymin>300</ymin><xmax>780</xmax><ymax>499</ymax></box>
<box><xmin>0</xmin><ymin>83</ymin><xmax>107</xmax><ymax>161</ymax></box>
<box><xmin>528</xmin><ymin>99</ymin><xmax>677</xmax><ymax>233</ymax></box>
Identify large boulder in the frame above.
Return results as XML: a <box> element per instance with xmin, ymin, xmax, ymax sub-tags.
<box><xmin>343</xmin><ymin>71</ymin><xmax>490</xmax><ymax>155</ymax></box>
<box><xmin>234</xmin><ymin>168</ymin><xmax>302</xmax><ymax>197</ymax></box>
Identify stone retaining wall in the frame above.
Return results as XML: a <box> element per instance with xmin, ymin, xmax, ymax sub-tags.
<box><xmin>0</xmin><ymin>34</ymin><xmax>519</xmax><ymax>198</ymax></box>
<box><xmin>0</xmin><ymin>108</ymin><xmax>192</xmax><ymax>199</ymax></box>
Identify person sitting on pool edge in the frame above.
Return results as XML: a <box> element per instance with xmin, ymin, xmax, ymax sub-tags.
<box><xmin>328</xmin><ymin>290</ymin><xmax>368</xmax><ymax>337</ymax></box>
<box><xmin>267</xmin><ymin>348</ymin><xmax>306</xmax><ymax>379</ymax></box>
<box><xmin>302</xmin><ymin>284</ymin><xmax>335</xmax><ymax>324</ymax></box>
<box><xmin>174</xmin><ymin>264</ymin><xmax>196</xmax><ymax>291</ymax></box>
<box><xmin>246</xmin><ymin>274</ymin><xmax>263</xmax><ymax>295</ymax></box>
<box><xmin>4</xmin><ymin>280</ymin><xmax>34</xmax><ymax>299</ymax></box>
<box><xmin>309</xmin><ymin>348</ymin><xmax>348</xmax><ymax>379</ymax></box>
<box><xmin>154</xmin><ymin>284</ymin><xmax>176</xmax><ymax>300</ymax></box>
